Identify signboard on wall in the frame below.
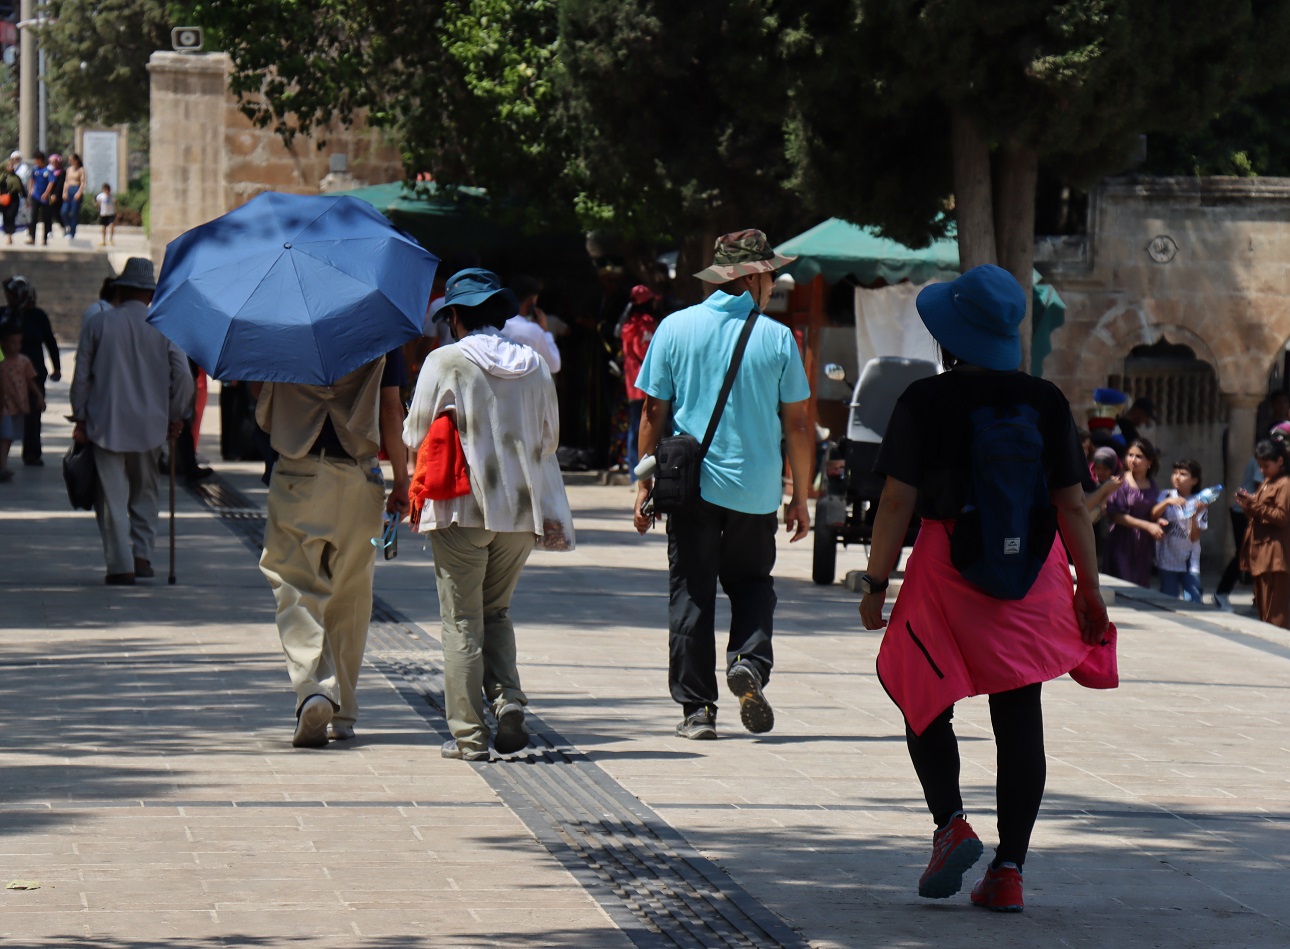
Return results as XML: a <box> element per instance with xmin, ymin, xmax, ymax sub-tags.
<box><xmin>81</xmin><ymin>130</ymin><xmax>121</xmax><ymax>196</ymax></box>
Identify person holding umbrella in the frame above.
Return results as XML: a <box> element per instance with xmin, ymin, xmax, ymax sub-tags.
<box><xmin>69</xmin><ymin>258</ymin><xmax>194</xmax><ymax>584</ymax></box>
<box><xmin>147</xmin><ymin>192</ymin><xmax>437</xmax><ymax>748</ymax></box>
<box><xmin>255</xmin><ymin>348</ymin><xmax>410</xmax><ymax>747</ymax></box>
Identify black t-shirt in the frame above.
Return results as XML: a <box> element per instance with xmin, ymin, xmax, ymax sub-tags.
<box><xmin>875</xmin><ymin>370</ymin><xmax>1086</xmax><ymax>521</ymax></box>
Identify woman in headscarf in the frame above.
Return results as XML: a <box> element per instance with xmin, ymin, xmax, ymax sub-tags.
<box><xmin>858</xmin><ymin>265</ymin><xmax>1114</xmax><ymax>913</ymax></box>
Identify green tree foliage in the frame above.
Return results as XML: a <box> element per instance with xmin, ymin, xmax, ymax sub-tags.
<box><xmin>785</xmin><ymin>1</ymin><xmax>1290</xmax><ymax>367</ymax></box>
<box><xmin>185</xmin><ymin>0</ymin><xmax>570</xmax><ymax>229</ymax></box>
<box><xmin>1144</xmin><ymin>85</ymin><xmax>1290</xmax><ymax>178</ymax></box>
<box><xmin>790</xmin><ymin>1</ymin><xmax>1290</xmax><ymax>242</ymax></box>
<box><xmin>40</xmin><ymin>0</ymin><xmax>173</xmax><ymax>127</ymax></box>
<box><xmin>557</xmin><ymin>0</ymin><xmax>801</xmax><ymax>242</ymax></box>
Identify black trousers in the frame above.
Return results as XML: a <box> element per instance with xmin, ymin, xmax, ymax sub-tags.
<box><xmin>21</xmin><ymin>374</ymin><xmax>45</xmax><ymax>462</ymax></box>
<box><xmin>1216</xmin><ymin>508</ymin><xmax>1250</xmax><ymax>596</ymax></box>
<box><xmin>905</xmin><ymin>683</ymin><xmax>1046</xmax><ymax>868</ymax></box>
<box><xmin>666</xmin><ymin>499</ymin><xmax>777</xmax><ymax>715</ymax></box>
<box><xmin>26</xmin><ymin>202</ymin><xmax>53</xmax><ymax>242</ymax></box>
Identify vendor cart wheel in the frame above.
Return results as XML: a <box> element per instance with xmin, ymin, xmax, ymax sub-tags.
<box><xmin>812</xmin><ymin>524</ymin><xmax>837</xmax><ymax>585</ymax></box>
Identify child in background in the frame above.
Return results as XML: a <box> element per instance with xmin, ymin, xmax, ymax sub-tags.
<box><xmin>94</xmin><ymin>183</ymin><xmax>116</xmax><ymax>246</ymax></box>
<box><xmin>0</xmin><ymin>323</ymin><xmax>45</xmax><ymax>481</ymax></box>
<box><xmin>1152</xmin><ymin>458</ymin><xmax>1209</xmax><ymax>601</ymax></box>
<box><xmin>1239</xmin><ymin>439</ymin><xmax>1290</xmax><ymax>628</ymax></box>
<box><xmin>1105</xmin><ymin>438</ymin><xmax>1161</xmax><ymax>587</ymax></box>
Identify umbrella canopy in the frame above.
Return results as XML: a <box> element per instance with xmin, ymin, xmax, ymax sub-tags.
<box><xmin>149</xmin><ymin>192</ymin><xmax>439</xmax><ymax>385</ymax></box>
<box><xmin>778</xmin><ymin>217</ymin><xmax>1067</xmax><ymax>375</ymax></box>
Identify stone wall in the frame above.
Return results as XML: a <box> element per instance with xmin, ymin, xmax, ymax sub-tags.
<box><xmin>0</xmin><ymin>250</ymin><xmax>115</xmax><ymax>343</ymax></box>
<box><xmin>148</xmin><ymin>51</ymin><xmax>404</xmax><ymax>260</ymax></box>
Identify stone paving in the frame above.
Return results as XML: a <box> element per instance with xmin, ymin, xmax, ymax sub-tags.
<box><xmin>1</xmin><ymin>380</ymin><xmax>1288</xmax><ymax>948</ymax></box>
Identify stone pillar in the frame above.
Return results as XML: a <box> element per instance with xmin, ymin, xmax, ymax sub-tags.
<box><xmin>1222</xmin><ymin>393</ymin><xmax>1262</xmax><ymax>562</ymax></box>
<box><xmin>148</xmin><ymin>52</ymin><xmax>231</xmax><ymax>265</ymax></box>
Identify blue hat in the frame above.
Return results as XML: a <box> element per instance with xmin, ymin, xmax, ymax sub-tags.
<box><xmin>915</xmin><ymin>264</ymin><xmax>1025</xmax><ymax>371</ymax></box>
<box><xmin>435</xmin><ymin>268</ymin><xmax>518</xmax><ymax>322</ymax></box>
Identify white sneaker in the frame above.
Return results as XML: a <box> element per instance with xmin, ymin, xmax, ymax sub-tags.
<box><xmin>1211</xmin><ymin>593</ymin><xmax>1233</xmax><ymax>611</ymax></box>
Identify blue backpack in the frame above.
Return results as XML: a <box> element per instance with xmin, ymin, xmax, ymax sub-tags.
<box><xmin>949</xmin><ymin>403</ymin><xmax>1058</xmax><ymax>600</ymax></box>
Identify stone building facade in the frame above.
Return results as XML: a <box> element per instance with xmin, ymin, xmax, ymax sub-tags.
<box><xmin>148</xmin><ymin>51</ymin><xmax>404</xmax><ymax>259</ymax></box>
<box><xmin>1041</xmin><ymin>176</ymin><xmax>1290</xmax><ymax>563</ymax></box>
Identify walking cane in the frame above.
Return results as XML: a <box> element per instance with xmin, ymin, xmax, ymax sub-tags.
<box><xmin>168</xmin><ymin>436</ymin><xmax>177</xmax><ymax>585</ymax></box>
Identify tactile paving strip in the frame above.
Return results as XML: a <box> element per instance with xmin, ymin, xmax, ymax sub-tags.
<box><xmin>190</xmin><ymin>477</ymin><xmax>809</xmax><ymax>949</ymax></box>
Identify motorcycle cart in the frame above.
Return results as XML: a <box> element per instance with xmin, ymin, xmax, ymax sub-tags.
<box><xmin>812</xmin><ymin>355</ymin><xmax>938</xmax><ymax>585</ymax></box>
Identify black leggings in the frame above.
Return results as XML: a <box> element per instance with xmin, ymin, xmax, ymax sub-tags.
<box><xmin>905</xmin><ymin>682</ymin><xmax>1046</xmax><ymax>867</ymax></box>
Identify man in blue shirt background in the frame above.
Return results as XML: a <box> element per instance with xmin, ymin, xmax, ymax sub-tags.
<box><xmin>24</xmin><ymin>152</ymin><xmax>52</xmax><ymax>246</ymax></box>
<box><xmin>634</xmin><ymin>229</ymin><xmax>813</xmax><ymax>741</ymax></box>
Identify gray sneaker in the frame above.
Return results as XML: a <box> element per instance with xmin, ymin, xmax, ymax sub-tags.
<box><xmin>726</xmin><ymin>659</ymin><xmax>774</xmax><ymax>734</ymax></box>
<box><xmin>328</xmin><ymin>722</ymin><xmax>356</xmax><ymax>741</ymax></box>
<box><xmin>1212</xmin><ymin>593</ymin><xmax>1234</xmax><ymax>612</ymax></box>
<box><xmin>493</xmin><ymin>702</ymin><xmax>530</xmax><ymax>755</ymax></box>
<box><xmin>441</xmin><ymin>739</ymin><xmax>489</xmax><ymax>761</ymax></box>
<box><xmin>676</xmin><ymin>706</ymin><xmax>718</xmax><ymax>740</ymax></box>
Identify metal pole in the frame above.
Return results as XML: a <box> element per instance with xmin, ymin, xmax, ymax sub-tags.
<box><xmin>18</xmin><ymin>0</ymin><xmax>35</xmax><ymax>157</ymax></box>
<box><xmin>37</xmin><ymin>45</ymin><xmax>47</xmax><ymax>152</ymax></box>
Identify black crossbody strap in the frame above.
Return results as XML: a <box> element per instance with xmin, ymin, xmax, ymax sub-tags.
<box><xmin>697</xmin><ymin>306</ymin><xmax>760</xmax><ymax>460</ymax></box>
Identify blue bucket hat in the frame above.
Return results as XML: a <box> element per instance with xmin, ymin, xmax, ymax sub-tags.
<box><xmin>434</xmin><ymin>268</ymin><xmax>518</xmax><ymax>323</ymax></box>
<box><xmin>915</xmin><ymin>264</ymin><xmax>1026</xmax><ymax>371</ymax></box>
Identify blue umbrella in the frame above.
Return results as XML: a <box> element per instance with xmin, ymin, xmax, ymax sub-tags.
<box><xmin>149</xmin><ymin>192</ymin><xmax>439</xmax><ymax>385</ymax></box>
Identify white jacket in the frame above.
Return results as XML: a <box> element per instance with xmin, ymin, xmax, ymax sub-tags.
<box><xmin>404</xmin><ymin>328</ymin><xmax>574</xmax><ymax>549</ymax></box>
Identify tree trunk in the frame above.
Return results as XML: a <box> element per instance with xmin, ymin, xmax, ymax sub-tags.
<box><xmin>993</xmin><ymin>142</ymin><xmax>1038</xmax><ymax>373</ymax></box>
<box><xmin>951</xmin><ymin>109</ymin><xmax>997</xmax><ymax>269</ymax></box>
<box><xmin>676</xmin><ymin>229</ymin><xmax>718</xmax><ymax>305</ymax></box>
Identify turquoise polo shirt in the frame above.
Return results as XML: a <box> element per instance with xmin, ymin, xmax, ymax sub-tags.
<box><xmin>636</xmin><ymin>290</ymin><xmax>811</xmax><ymax>514</ymax></box>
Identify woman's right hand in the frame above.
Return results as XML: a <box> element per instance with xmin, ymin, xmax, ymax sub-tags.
<box><xmin>1145</xmin><ymin>521</ymin><xmax>1165</xmax><ymax>541</ymax></box>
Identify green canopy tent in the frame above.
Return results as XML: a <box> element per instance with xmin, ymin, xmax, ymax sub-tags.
<box><xmin>329</xmin><ymin>181</ymin><xmax>504</xmax><ymax>257</ymax></box>
<box><xmin>778</xmin><ymin>217</ymin><xmax>1066</xmax><ymax>375</ymax></box>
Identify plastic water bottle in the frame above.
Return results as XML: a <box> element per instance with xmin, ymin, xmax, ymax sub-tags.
<box><xmin>1194</xmin><ymin>484</ymin><xmax>1223</xmax><ymax>506</ymax></box>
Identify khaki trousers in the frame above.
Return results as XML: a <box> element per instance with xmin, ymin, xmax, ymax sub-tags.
<box><xmin>259</xmin><ymin>455</ymin><xmax>383</xmax><ymax>723</ymax></box>
<box><xmin>429</xmin><ymin>525</ymin><xmax>534</xmax><ymax>754</ymax></box>
<box><xmin>92</xmin><ymin>445</ymin><xmax>162</xmax><ymax>575</ymax></box>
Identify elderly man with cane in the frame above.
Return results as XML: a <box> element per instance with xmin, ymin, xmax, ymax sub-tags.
<box><xmin>70</xmin><ymin>258</ymin><xmax>194</xmax><ymax>585</ymax></box>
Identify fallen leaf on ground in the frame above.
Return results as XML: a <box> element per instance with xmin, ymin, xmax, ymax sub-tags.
<box><xmin>6</xmin><ymin>880</ymin><xmax>41</xmax><ymax>890</ymax></box>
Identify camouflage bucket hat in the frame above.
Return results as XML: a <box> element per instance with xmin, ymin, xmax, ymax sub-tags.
<box><xmin>692</xmin><ymin>229</ymin><xmax>797</xmax><ymax>283</ymax></box>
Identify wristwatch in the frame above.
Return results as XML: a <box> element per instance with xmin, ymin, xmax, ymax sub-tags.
<box><xmin>859</xmin><ymin>573</ymin><xmax>889</xmax><ymax>595</ymax></box>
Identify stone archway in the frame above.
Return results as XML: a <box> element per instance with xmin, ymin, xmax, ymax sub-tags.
<box><xmin>1071</xmin><ymin>307</ymin><xmax>1243</xmax><ymax>566</ymax></box>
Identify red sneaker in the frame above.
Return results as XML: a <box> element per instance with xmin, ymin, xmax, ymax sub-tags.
<box><xmin>918</xmin><ymin>814</ymin><xmax>984</xmax><ymax>898</ymax></box>
<box><xmin>971</xmin><ymin>862</ymin><xmax>1025</xmax><ymax>912</ymax></box>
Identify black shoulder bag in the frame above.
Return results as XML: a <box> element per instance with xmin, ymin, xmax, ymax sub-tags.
<box><xmin>647</xmin><ymin>307</ymin><xmax>760</xmax><ymax>515</ymax></box>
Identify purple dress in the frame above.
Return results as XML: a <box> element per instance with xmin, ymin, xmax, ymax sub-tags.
<box><xmin>1104</xmin><ymin>478</ymin><xmax>1158</xmax><ymax>587</ymax></box>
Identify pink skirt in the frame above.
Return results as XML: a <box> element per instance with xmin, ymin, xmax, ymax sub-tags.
<box><xmin>877</xmin><ymin>519</ymin><xmax>1118</xmax><ymax>736</ymax></box>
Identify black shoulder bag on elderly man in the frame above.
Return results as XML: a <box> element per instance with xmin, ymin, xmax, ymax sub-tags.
<box><xmin>647</xmin><ymin>307</ymin><xmax>760</xmax><ymax>515</ymax></box>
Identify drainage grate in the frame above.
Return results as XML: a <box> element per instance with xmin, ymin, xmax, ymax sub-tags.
<box><xmin>190</xmin><ymin>476</ymin><xmax>808</xmax><ymax>949</ymax></box>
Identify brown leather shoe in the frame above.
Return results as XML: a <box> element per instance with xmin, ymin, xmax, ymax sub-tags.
<box><xmin>134</xmin><ymin>558</ymin><xmax>155</xmax><ymax>578</ymax></box>
<box><xmin>105</xmin><ymin>573</ymin><xmax>136</xmax><ymax>586</ymax></box>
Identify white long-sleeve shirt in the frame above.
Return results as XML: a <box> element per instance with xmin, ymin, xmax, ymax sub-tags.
<box><xmin>501</xmin><ymin>315</ymin><xmax>561</xmax><ymax>373</ymax></box>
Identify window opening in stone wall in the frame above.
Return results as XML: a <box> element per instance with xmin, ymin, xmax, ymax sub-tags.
<box><xmin>1108</xmin><ymin>339</ymin><xmax>1226</xmax><ymax>426</ymax></box>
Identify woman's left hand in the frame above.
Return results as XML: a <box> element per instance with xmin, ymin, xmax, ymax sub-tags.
<box><xmin>858</xmin><ymin>590</ymin><xmax>887</xmax><ymax>630</ymax></box>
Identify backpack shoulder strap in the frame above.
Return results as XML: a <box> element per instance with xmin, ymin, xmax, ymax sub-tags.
<box><xmin>698</xmin><ymin>306</ymin><xmax>759</xmax><ymax>460</ymax></box>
